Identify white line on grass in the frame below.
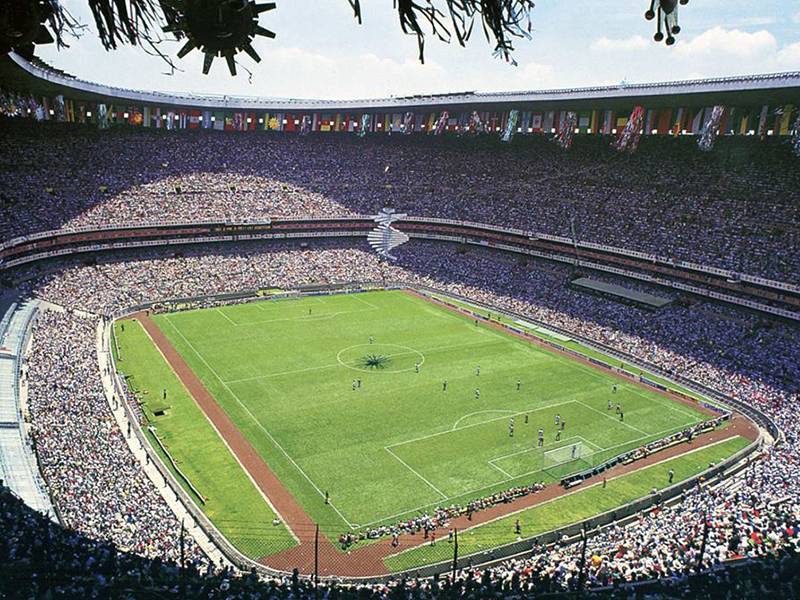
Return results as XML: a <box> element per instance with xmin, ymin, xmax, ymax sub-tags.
<box><xmin>384</xmin><ymin>446</ymin><xmax>448</xmax><ymax>500</ymax></box>
<box><xmin>162</xmin><ymin>315</ymin><xmax>357</xmax><ymax>529</ymax></box>
<box><xmin>223</xmin><ymin>338</ymin><xmax>505</xmax><ymax>385</ymax></box>
<box><xmin>451</xmin><ymin>409</ymin><xmax>516</xmax><ymax>431</ymax></box>
<box><xmin>575</xmin><ymin>399</ymin><xmax>649</xmax><ymax>435</ymax></box>
<box><xmin>488</xmin><ymin>462</ymin><xmax>513</xmax><ymax>478</ymax></box>
<box><xmin>354</xmin><ymin>419</ymin><xmax>696</xmax><ymax>529</ymax></box>
<box><xmin>215</xmin><ymin>308</ymin><xmax>238</xmax><ymax>326</ymax></box>
<box><xmin>383</xmin><ymin>436</ymin><xmax>742</xmax><ymax>560</ymax></box>
<box><xmin>351</xmin><ymin>294</ymin><xmax>380</xmax><ymax>309</ymax></box>
<box><xmin>388</xmin><ymin>400</ymin><xmax>579</xmax><ymax>450</ymax></box>
<box><xmin>235</xmin><ymin>307</ymin><xmax>378</xmax><ymax>327</ymax></box>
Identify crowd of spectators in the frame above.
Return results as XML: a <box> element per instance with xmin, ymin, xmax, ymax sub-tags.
<box><xmin>347</xmin><ymin>482</ymin><xmax>547</xmax><ymax>547</ymax></box>
<box><xmin>8</xmin><ymin>236</ymin><xmax>798</xmax><ymax>596</ymax></box>
<box><xmin>24</xmin><ymin>309</ymin><xmax>206</xmax><ymax>567</ymax></box>
<box><xmin>1</xmin><ymin>118</ymin><xmax>798</xmax><ymax>282</ymax></box>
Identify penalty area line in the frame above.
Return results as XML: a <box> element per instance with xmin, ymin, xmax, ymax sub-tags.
<box><xmin>384</xmin><ymin>446</ymin><xmax>448</xmax><ymax>501</ymax></box>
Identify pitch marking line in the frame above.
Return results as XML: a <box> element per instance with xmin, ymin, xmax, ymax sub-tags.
<box><xmin>575</xmin><ymin>399</ymin><xmax>649</xmax><ymax>435</ymax></box>
<box><xmin>452</xmin><ymin>409</ymin><xmax>516</xmax><ymax>431</ymax></box>
<box><xmin>162</xmin><ymin>315</ymin><xmax>357</xmax><ymax>529</ymax></box>
<box><xmin>233</xmin><ymin>306</ymin><xmax>378</xmax><ymax>327</ymax></box>
<box><xmin>356</xmin><ymin>421</ymin><xmax>699</xmax><ymax>529</ymax></box>
<box><xmin>384</xmin><ymin>446</ymin><xmax>448</xmax><ymax>501</ymax></box>
<box><xmin>388</xmin><ymin>399</ymin><xmax>579</xmax><ymax>450</ymax></box>
<box><xmin>488</xmin><ymin>462</ymin><xmax>513</xmax><ymax>478</ymax></box>
<box><xmin>136</xmin><ymin>321</ymin><xmax>300</xmax><ymax>544</ymax></box>
<box><xmin>223</xmin><ymin>338</ymin><xmax>504</xmax><ymax>385</ymax></box>
<box><xmin>384</xmin><ymin>436</ymin><xmax>741</xmax><ymax>560</ymax></box>
<box><xmin>215</xmin><ymin>308</ymin><xmax>238</xmax><ymax>326</ymax></box>
<box><xmin>351</xmin><ymin>294</ymin><xmax>380</xmax><ymax>309</ymax></box>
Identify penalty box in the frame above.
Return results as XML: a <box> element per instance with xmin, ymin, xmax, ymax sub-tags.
<box><xmin>385</xmin><ymin>400</ymin><xmax>639</xmax><ymax>499</ymax></box>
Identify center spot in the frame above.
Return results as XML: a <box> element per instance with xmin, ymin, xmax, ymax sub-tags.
<box><xmin>336</xmin><ymin>343</ymin><xmax>425</xmax><ymax>374</ymax></box>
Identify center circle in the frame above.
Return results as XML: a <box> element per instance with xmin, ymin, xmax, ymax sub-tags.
<box><xmin>336</xmin><ymin>343</ymin><xmax>425</xmax><ymax>374</ymax></box>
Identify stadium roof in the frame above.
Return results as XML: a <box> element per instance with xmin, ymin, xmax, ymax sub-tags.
<box><xmin>3</xmin><ymin>51</ymin><xmax>800</xmax><ymax>112</ymax></box>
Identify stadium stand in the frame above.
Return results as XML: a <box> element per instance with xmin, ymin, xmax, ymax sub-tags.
<box><xmin>0</xmin><ymin>298</ymin><xmax>53</xmax><ymax>517</ymax></box>
<box><xmin>0</xmin><ymin>49</ymin><xmax>798</xmax><ymax>597</ymax></box>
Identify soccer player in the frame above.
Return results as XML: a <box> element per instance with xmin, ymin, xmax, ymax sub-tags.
<box><xmin>668</xmin><ymin>468</ymin><xmax>675</xmax><ymax>484</ymax></box>
<box><xmin>516</xmin><ymin>379</ymin><xmax>521</xmax><ymax>391</ymax></box>
<box><xmin>352</xmin><ymin>380</ymin><xmax>357</xmax><ymax>391</ymax></box>
<box><xmin>619</xmin><ymin>411</ymin><xmax>624</xmax><ymax>422</ymax></box>
<box><xmin>369</xmin><ymin>335</ymin><xmax>374</xmax><ymax>344</ymax></box>
<box><xmin>560</xmin><ymin>419</ymin><xmax>566</xmax><ymax>431</ymax></box>
<box><xmin>524</xmin><ymin>414</ymin><xmax>529</xmax><ymax>424</ymax></box>
<box><xmin>475</xmin><ymin>365</ymin><xmax>481</xmax><ymax>376</ymax></box>
<box><xmin>509</xmin><ymin>418</ymin><xmax>515</xmax><ymax>437</ymax></box>
<box><xmin>612</xmin><ymin>384</ymin><xmax>617</xmax><ymax>393</ymax></box>
<box><xmin>555</xmin><ymin>430</ymin><xmax>561</xmax><ymax>442</ymax></box>
<box><xmin>537</xmin><ymin>428</ymin><xmax>544</xmax><ymax>447</ymax></box>
<box><xmin>571</xmin><ymin>444</ymin><xmax>578</xmax><ymax>459</ymax></box>
<box><xmin>357</xmin><ymin>378</ymin><xmax>361</xmax><ymax>388</ymax></box>
<box><xmin>475</xmin><ymin>388</ymin><xmax>481</xmax><ymax>400</ymax></box>
<box><xmin>615</xmin><ymin>403</ymin><xmax>621</xmax><ymax>414</ymax></box>
<box><xmin>442</xmin><ymin>380</ymin><xmax>448</xmax><ymax>392</ymax></box>
<box><xmin>608</xmin><ymin>398</ymin><xmax>613</xmax><ymax>410</ymax></box>
<box><xmin>414</xmin><ymin>362</ymin><xmax>420</xmax><ymax>373</ymax></box>
<box><xmin>554</xmin><ymin>413</ymin><xmax>560</xmax><ymax>426</ymax></box>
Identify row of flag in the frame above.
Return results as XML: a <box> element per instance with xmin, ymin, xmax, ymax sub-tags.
<box><xmin>1</xmin><ymin>89</ymin><xmax>795</xmax><ymax>139</ymax></box>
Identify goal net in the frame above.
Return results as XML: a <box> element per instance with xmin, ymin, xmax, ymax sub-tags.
<box><xmin>542</xmin><ymin>441</ymin><xmax>591</xmax><ymax>474</ymax></box>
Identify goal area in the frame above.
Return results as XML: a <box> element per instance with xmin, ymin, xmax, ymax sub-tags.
<box><xmin>542</xmin><ymin>441</ymin><xmax>593</xmax><ymax>476</ymax></box>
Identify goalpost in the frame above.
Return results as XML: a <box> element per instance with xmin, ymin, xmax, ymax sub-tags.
<box><xmin>542</xmin><ymin>441</ymin><xmax>592</xmax><ymax>473</ymax></box>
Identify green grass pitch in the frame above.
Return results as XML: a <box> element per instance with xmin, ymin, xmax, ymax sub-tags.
<box><xmin>115</xmin><ymin>289</ymin><xmax>716</xmax><ymax>552</ymax></box>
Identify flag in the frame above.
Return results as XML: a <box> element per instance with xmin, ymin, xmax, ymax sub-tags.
<box><xmin>780</xmin><ymin>105</ymin><xmax>794</xmax><ymax>135</ymax></box>
<box><xmin>691</xmin><ymin>109</ymin><xmax>704</xmax><ymax>134</ymax></box>
<box><xmin>672</xmin><ymin>108</ymin><xmax>685</xmax><ymax>136</ymax></box>
<box><xmin>757</xmin><ymin>104</ymin><xmax>769</xmax><ymax>138</ymax></box>
<box><xmin>213</xmin><ymin>111</ymin><xmax>225</xmax><ymax>130</ymax></box>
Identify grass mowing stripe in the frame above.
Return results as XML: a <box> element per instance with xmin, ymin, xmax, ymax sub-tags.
<box><xmin>114</xmin><ymin>319</ymin><xmax>296</xmax><ymax>558</ymax></box>
<box><xmin>161</xmin><ymin>314</ymin><xmax>358</xmax><ymax>529</ymax></box>
<box><xmin>425</xmin><ymin>292</ymin><xmax>711</xmax><ymax>405</ymax></box>
<box><xmin>384</xmin><ymin>435</ymin><xmax>750</xmax><ymax>572</ymax></box>
<box><xmin>148</xmin><ymin>290</ymin><xmax>710</xmax><ymax>542</ymax></box>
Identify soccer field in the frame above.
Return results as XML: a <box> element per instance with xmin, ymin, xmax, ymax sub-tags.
<box><xmin>118</xmin><ymin>289</ymin><xmax>714</xmax><ymax>543</ymax></box>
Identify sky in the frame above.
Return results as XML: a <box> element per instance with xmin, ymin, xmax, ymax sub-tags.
<box><xmin>37</xmin><ymin>0</ymin><xmax>800</xmax><ymax>100</ymax></box>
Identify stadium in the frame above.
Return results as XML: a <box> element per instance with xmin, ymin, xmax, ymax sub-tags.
<box><xmin>0</xmin><ymin>1</ymin><xmax>798</xmax><ymax>597</ymax></box>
